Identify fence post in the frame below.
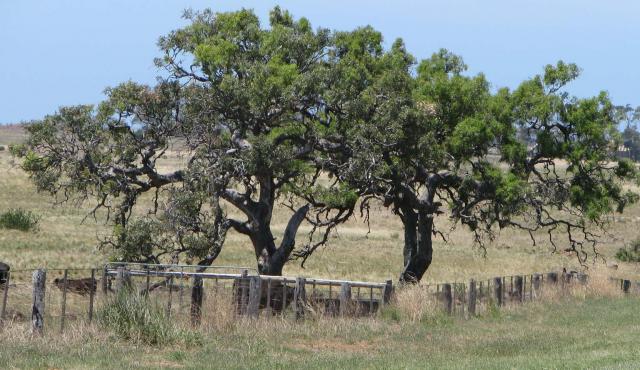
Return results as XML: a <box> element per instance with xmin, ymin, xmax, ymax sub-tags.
<box><xmin>468</xmin><ymin>279</ymin><xmax>477</xmax><ymax>316</ymax></box>
<box><xmin>102</xmin><ymin>266</ymin><xmax>109</xmax><ymax>294</ymax></box>
<box><xmin>514</xmin><ymin>275</ymin><xmax>524</xmax><ymax>303</ymax></box>
<box><xmin>190</xmin><ymin>275</ymin><xmax>203</xmax><ymax>326</ymax></box>
<box><xmin>32</xmin><ymin>268</ymin><xmax>46</xmax><ymax>336</ymax></box>
<box><xmin>622</xmin><ymin>279</ymin><xmax>631</xmax><ymax>294</ymax></box>
<box><xmin>1</xmin><ymin>271</ymin><xmax>10</xmax><ymax>321</ymax></box>
<box><xmin>88</xmin><ymin>269</ymin><xmax>96</xmax><ymax>323</ymax></box>
<box><xmin>247</xmin><ymin>276</ymin><xmax>262</xmax><ymax>318</ymax></box>
<box><xmin>293</xmin><ymin>277</ymin><xmax>306</xmax><ymax>319</ymax></box>
<box><xmin>115</xmin><ymin>266</ymin><xmax>130</xmax><ymax>293</ymax></box>
<box><xmin>442</xmin><ymin>283</ymin><xmax>453</xmax><ymax>315</ymax></box>
<box><xmin>493</xmin><ymin>277</ymin><xmax>503</xmax><ymax>307</ymax></box>
<box><xmin>60</xmin><ymin>269</ymin><xmax>68</xmax><ymax>333</ymax></box>
<box><xmin>339</xmin><ymin>282</ymin><xmax>352</xmax><ymax>316</ymax></box>
<box><xmin>239</xmin><ymin>270</ymin><xmax>249</xmax><ymax>314</ymax></box>
<box><xmin>532</xmin><ymin>273</ymin><xmax>542</xmax><ymax>298</ymax></box>
<box><xmin>382</xmin><ymin>279</ymin><xmax>393</xmax><ymax>305</ymax></box>
<box><xmin>166</xmin><ymin>275</ymin><xmax>174</xmax><ymax>317</ymax></box>
<box><xmin>144</xmin><ymin>267</ymin><xmax>151</xmax><ymax>296</ymax></box>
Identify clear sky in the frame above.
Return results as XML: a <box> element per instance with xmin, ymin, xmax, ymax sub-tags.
<box><xmin>1</xmin><ymin>0</ymin><xmax>639</xmax><ymax>124</ymax></box>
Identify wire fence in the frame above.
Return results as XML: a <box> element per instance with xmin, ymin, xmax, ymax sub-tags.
<box><xmin>2</xmin><ymin>268</ymin><xmax>105</xmax><ymax>333</ymax></box>
<box><xmin>0</xmin><ymin>264</ymin><xmax>635</xmax><ymax>336</ymax></box>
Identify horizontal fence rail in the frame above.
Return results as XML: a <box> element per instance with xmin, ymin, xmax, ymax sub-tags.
<box><xmin>0</xmin><ymin>265</ymin><xmax>636</xmax><ymax>337</ymax></box>
<box><xmin>102</xmin><ymin>265</ymin><xmax>392</xmax><ymax>319</ymax></box>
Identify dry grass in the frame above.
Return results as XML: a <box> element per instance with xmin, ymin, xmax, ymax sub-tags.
<box><xmin>0</xmin><ymin>124</ymin><xmax>27</xmax><ymax>146</ymax></box>
<box><xmin>0</xmin><ymin>273</ymin><xmax>638</xmax><ymax>368</ymax></box>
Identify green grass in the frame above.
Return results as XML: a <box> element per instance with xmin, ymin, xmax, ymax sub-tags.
<box><xmin>97</xmin><ymin>290</ymin><xmax>199</xmax><ymax>346</ymax></box>
<box><xmin>1</xmin><ymin>296</ymin><xmax>639</xmax><ymax>369</ymax></box>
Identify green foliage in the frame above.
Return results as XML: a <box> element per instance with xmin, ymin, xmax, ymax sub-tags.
<box><xmin>615</xmin><ymin>239</ymin><xmax>640</xmax><ymax>262</ymax></box>
<box><xmin>290</xmin><ymin>184</ymin><xmax>359</xmax><ymax>209</ymax></box>
<box><xmin>97</xmin><ymin>291</ymin><xmax>201</xmax><ymax>345</ymax></box>
<box><xmin>112</xmin><ymin>219</ymin><xmax>171</xmax><ymax>262</ymax></box>
<box><xmin>0</xmin><ymin>208</ymin><xmax>39</xmax><ymax>232</ymax></box>
<box><xmin>448</xmin><ymin>117</ymin><xmax>501</xmax><ymax>159</ymax></box>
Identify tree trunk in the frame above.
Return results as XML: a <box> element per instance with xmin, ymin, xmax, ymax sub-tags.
<box><xmin>250</xmin><ymin>225</ymin><xmax>280</xmax><ymax>275</ymax></box>
<box><xmin>248</xmin><ymin>204</ymin><xmax>310</xmax><ymax>276</ymax></box>
<box><xmin>400</xmin><ymin>207</ymin><xmax>418</xmax><ymax>268</ymax></box>
<box><xmin>399</xmin><ymin>211</ymin><xmax>433</xmax><ymax>283</ymax></box>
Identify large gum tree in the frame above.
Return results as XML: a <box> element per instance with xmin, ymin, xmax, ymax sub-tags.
<box><xmin>338</xmin><ymin>44</ymin><xmax>639</xmax><ymax>283</ymax></box>
<box><xmin>13</xmin><ymin>7</ymin><xmax>357</xmax><ymax>275</ymax></box>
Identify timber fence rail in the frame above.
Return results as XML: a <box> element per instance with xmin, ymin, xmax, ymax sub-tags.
<box><xmin>0</xmin><ymin>264</ymin><xmax>635</xmax><ymax>336</ymax></box>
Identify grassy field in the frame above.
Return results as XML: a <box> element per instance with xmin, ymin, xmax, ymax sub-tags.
<box><xmin>3</xmin><ymin>124</ymin><xmax>640</xmax><ymax>369</ymax></box>
<box><xmin>1</xmin><ymin>291</ymin><xmax>638</xmax><ymax>369</ymax></box>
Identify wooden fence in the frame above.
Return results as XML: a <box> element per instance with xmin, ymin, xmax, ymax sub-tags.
<box><xmin>104</xmin><ymin>263</ymin><xmax>393</xmax><ymax>321</ymax></box>
<box><xmin>0</xmin><ymin>263</ymin><xmax>636</xmax><ymax>336</ymax></box>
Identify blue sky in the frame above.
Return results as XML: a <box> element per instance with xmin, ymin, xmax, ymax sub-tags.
<box><xmin>1</xmin><ymin>0</ymin><xmax>639</xmax><ymax>124</ymax></box>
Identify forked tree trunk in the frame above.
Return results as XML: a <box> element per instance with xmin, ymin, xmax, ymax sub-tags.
<box><xmin>249</xmin><ymin>205</ymin><xmax>310</xmax><ymax>276</ymax></box>
<box><xmin>399</xmin><ymin>211</ymin><xmax>433</xmax><ymax>283</ymax></box>
<box><xmin>222</xmin><ymin>173</ymin><xmax>309</xmax><ymax>276</ymax></box>
<box><xmin>250</xmin><ymin>226</ymin><xmax>281</xmax><ymax>275</ymax></box>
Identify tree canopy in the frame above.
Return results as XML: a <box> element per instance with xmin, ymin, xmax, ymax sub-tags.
<box><xmin>338</xmin><ymin>52</ymin><xmax>639</xmax><ymax>282</ymax></box>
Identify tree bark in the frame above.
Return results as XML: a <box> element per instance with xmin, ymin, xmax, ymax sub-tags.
<box><xmin>221</xmin><ymin>172</ymin><xmax>309</xmax><ymax>276</ymax></box>
<box><xmin>399</xmin><ymin>206</ymin><xmax>418</xmax><ymax>268</ymax></box>
<box><xmin>248</xmin><ymin>205</ymin><xmax>310</xmax><ymax>276</ymax></box>
<box><xmin>399</xmin><ymin>211</ymin><xmax>433</xmax><ymax>283</ymax></box>
<box><xmin>250</xmin><ymin>225</ymin><xmax>279</xmax><ymax>275</ymax></box>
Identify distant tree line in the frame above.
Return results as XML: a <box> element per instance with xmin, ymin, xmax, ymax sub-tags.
<box><xmin>11</xmin><ymin>7</ymin><xmax>639</xmax><ymax>283</ymax></box>
<box><xmin>614</xmin><ymin>105</ymin><xmax>640</xmax><ymax>160</ymax></box>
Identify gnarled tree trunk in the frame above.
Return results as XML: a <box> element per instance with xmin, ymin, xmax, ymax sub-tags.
<box><xmin>399</xmin><ymin>208</ymin><xmax>434</xmax><ymax>284</ymax></box>
<box><xmin>222</xmin><ymin>172</ymin><xmax>310</xmax><ymax>276</ymax></box>
<box><xmin>238</xmin><ymin>204</ymin><xmax>309</xmax><ymax>276</ymax></box>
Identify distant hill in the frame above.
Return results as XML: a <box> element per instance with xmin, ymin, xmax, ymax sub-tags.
<box><xmin>0</xmin><ymin>124</ymin><xmax>27</xmax><ymax>145</ymax></box>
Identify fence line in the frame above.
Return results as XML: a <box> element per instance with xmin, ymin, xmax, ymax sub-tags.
<box><xmin>0</xmin><ymin>265</ymin><xmax>637</xmax><ymax>337</ymax></box>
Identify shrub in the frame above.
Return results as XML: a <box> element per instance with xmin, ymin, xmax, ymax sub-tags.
<box><xmin>0</xmin><ymin>145</ymin><xmax>5</xmax><ymax>151</ymax></box>
<box><xmin>615</xmin><ymin>239</ymin><xmax>640</xmax><ymax>262</ymax></box>
<box><xmin>0</xmin><ymin>208</ymin><xmax>39</xmax><ymax>232</ymax></box>
<box><xmin>97</xmin><ymin>290</ymin><xmax>200</xmax><ymax>345</ymax></box>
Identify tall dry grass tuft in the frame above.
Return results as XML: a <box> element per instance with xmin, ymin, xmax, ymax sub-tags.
<box><xmin>391</xmin><ymin>284</ymin><xmax>441</xmax><ymax>322</ymax></box>
<box><xmin>197</xmin><ymin>287</ymin><xmax>237</xmax><ymax>334</ymax></box>
<box><xmin>529</xmin><ymin>269</ymin><xmax>623</xmax><ymax>304</ymax></box>
<box><xmin>582</xmin><ymin>267</ymin><xmax>625</xmax><ymax>298</ymax></box>
<box><xmin>379</xmin><ymin>269</ymin><xmax>628</xmax><ymax>324</ymax></box>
